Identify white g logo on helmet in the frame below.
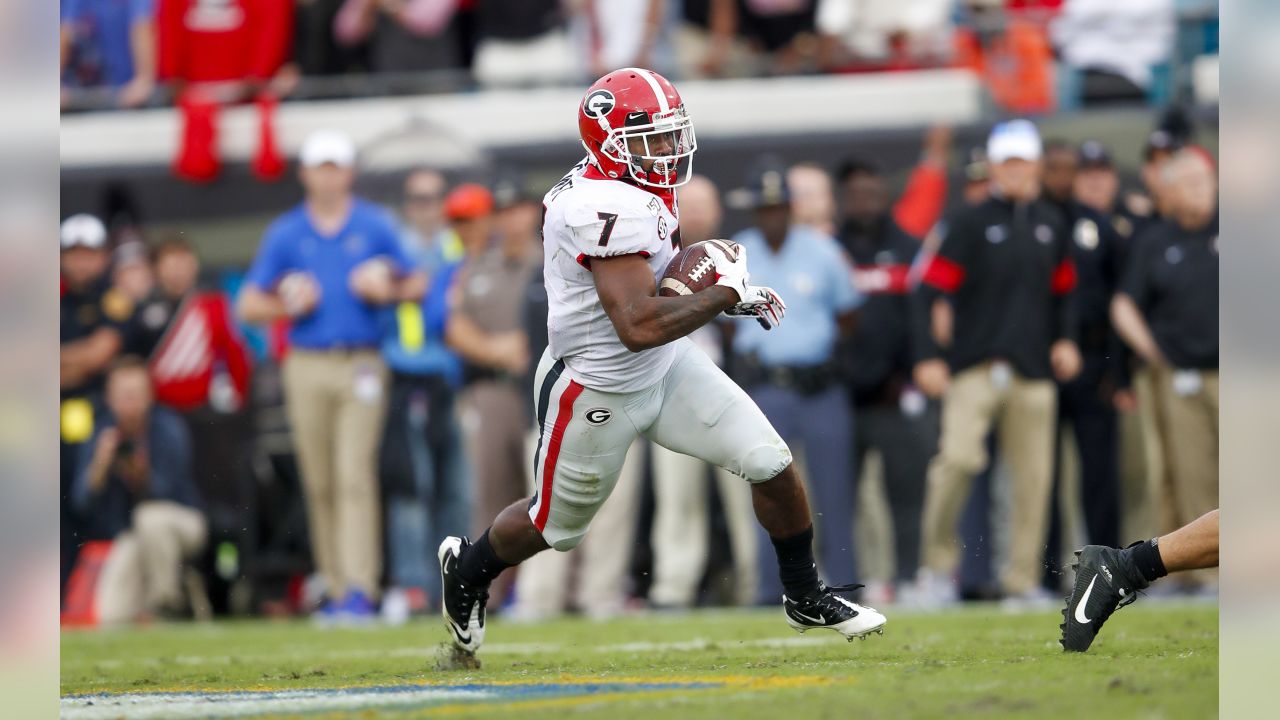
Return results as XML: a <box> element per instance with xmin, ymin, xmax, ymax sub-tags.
<box><xmin>583</xmin><ymin>90</ymin><xmax>616</xmax><ymax>119</ymax></box>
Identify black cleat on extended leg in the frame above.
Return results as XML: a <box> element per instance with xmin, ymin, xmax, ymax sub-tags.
<box><xmin>1060</xmin><ymin>545</ymin><xmax>1149</xmax><ymax>652</ymax></box>
<box><xmin>439</xmin><ymin>536</ymin><xmax>489</xmax><ymax>654</ymax></box>
<box><xmin>783</xmin><ymin>583</ymin><xmax>887</xmax><ymax>641</ymax></box>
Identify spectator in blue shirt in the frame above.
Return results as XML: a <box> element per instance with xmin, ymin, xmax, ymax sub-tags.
<box><xmin>61</xmin><ymin>0</ymin><xmax>157</xmax><ymax>108</ymax></box>
<box><xmin>377</xmin><ymin>169</ymin><xmax>470</xmax><ymax>623</ymax></box>
<box><xmin>73</xmin><ymin>356</ymin><xmax>206</xmax><ymax>624</ymax></box>
<box><xmin>237</xmin><ymin>129</ymin><xmax>427</xmax><ymax>623</ymax></box>
<box><xmin>729</xmin><ymin>161</ymin><xmax>864</xmax><ymax>605</ymax></box>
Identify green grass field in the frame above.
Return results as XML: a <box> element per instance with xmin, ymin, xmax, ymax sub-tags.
<box><xmin>61</xmin><ymin>602</ymin><xmax>1217</xmax><ymax>719</ymax></box>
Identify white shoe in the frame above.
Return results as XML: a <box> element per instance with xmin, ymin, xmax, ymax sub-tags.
<box><xmin>1000</xmin><ymin>587</ymin><xmax>1057</xmax><ymax>613</ymax></box>
<box><xmin>914</xmin><ymin>569</ymin><xmax>959</xmax><ymax>611</ymax></box>
<box><xmin>783</xmin><ymin>583</ymin><xmax>887</xmax><ymax>641</ymax></box>
<box><xmin>381</xmin><ymin>587</ymin><xmax>411</xmax><ymax>626</ymax></box>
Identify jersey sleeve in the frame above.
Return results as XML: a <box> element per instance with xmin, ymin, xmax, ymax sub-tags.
<box><xmin>562</xmin><ymin>192</ymin><xmax>662</xmax><ymax>263</ymax></box>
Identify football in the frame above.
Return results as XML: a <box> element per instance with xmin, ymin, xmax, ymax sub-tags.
<box><xmin>659</xmin><ymin>239</ymin><xmax>739</xmax><ymax>297</ymax></box>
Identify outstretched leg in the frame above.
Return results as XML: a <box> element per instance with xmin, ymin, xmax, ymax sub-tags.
<box><xmin>645</xmin><ymin>344</ymin><xmax>886</xmax><ymax>640</ymax></box>
<box><xmin>1156</xmin><ymin>509</ymin><xmax>1219</xmax><ymax>573</ymax></box>
<box><xmin>1060</xmin><ymin>508</ymin><xmax>1219</xmax><ymax>652</ymax></box>
<box><xmin>441</xmin><ymin>353</ymin><xmax>640</xmax><ymax>654</ymax></box>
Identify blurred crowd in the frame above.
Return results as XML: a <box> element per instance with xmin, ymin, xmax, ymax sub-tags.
<box><xmin>60</xmin><ymin>1</ymin><xmax>1217</xmax><ymax>111</ymax></box>
<box><xmin>59</xmin><ymin>104</ymin><xmax>1217</xmax><ymax>624</ymax></box>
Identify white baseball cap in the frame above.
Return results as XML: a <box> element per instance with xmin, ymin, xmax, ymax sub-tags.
<box><xmin>60</xmin><ymin>213</ymin><xmax>108</xmax><ymax>250</ymax></box>
<box><xmin>986</xmin><ymin>119</ymin><xmax>1043</xmax><ymax>164</ymax></box>
<box><xmin>299</xmin><ymin>129</ymin><xmax>357</xmax><ymax>168</ymax></box>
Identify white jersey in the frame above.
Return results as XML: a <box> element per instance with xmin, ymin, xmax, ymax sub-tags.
<box><xmin>542</xmin><ymin>158</ymin><xmax>681</xmax><ymax>392</ymax></box>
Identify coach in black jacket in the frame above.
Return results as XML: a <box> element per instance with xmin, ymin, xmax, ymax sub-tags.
<box><xmin>910</xmin><ymin>119</ymin><xmax>1082</xmax><ymax>606</ymax></box>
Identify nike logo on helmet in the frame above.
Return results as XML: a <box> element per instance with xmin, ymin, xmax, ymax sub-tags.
<box><xmin>1074</xmin><ymin>575</ymin><xmax>1098</xmax><ymax>624</ymax></box>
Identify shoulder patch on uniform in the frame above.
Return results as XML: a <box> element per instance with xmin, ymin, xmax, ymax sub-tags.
<box><xmin>1074</xmin><ymin>219</ymin><xmax>1099</xmax><ymax>250</ymax></box>
<box><xmin>102</xmin><ymin>288</ymin><xmax>134</xmax><ymax>322</ymax></box>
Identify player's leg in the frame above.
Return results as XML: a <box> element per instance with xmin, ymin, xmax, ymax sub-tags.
<box><xmin>440</xmin><ymin>352</ymin><xmax>641</xmax><ymax>653</ymax></box>
<box><xmin>1061</xmin><ymin>508</ymin><xmax>1219</xmax><ymax>652</ymax></box>
<box><xmin>1152</xmin><ymin>509</ymin><xmax>1220</xmax><ymax>573</ymax></box>
<box><xmin>644</xmin><ymin>340</ymin><xmax>885</xmax><ymax>640</ymax></box>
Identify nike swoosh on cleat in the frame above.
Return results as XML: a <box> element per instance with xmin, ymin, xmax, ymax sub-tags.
<box><xmin>789</xmin><ymin>608</ymin><xmax>825</xmax><ymax>625</ymax></box>
<box><xmin>448</xmin><ymin>621</ymin><xmax>471</xmax><ymax>645</ymax></box>
<box><xmin>1074</xmin><ymin>575</ymin><xmax>1098</xmax><ymax>624</ymax></box>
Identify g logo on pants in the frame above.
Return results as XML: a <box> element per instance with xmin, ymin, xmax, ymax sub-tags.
<box><xmin>584</xmin><ymin>408</ymin><xmax>612</xmax><ymax>426</ymax></box>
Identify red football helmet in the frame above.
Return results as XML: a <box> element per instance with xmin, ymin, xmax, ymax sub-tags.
<box><xmin>578</xmin><ymin>68</ymin><xmax>697</xmax><ymax>189</ymax></box>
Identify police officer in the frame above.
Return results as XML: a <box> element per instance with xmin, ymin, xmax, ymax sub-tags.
<box><xmin>60</xmin><ymin>214</ymin><xmax>135</xmax><ymax>592</ymax></box>
<box><xmin>444</xmin><ymin>183</ymin><xmax>542</xmax><ymax>608</ymax></box>
<box><xmin>1112</xmin><ymin>148</ymin><xmax>1218</xmax><ymax>550</ymax></box>
<box><xmin>911</xmin><ymin>120</ymin><xmax>1082</xmax><ymax>607</ymax></box>
<box><xmin>730</xmin><ymin>162</ymin><xmax>864</xmax><ymax>602</ymax></box>
<box><xmin>1039</xmin><ymin>141</ymin><xmax>1128</xmax><ymax>584</ymax></box>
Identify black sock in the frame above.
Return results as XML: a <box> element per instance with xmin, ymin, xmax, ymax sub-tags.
<box><xmin>456</xmin><ymin>529</ymin><xmax>512</xmax><ymax>587</ymax></box>
<box><xmin>1125</xmin><ymin>538</ymin><xmax>1168</xmax><ymax>583</ymax></box>
<box><xmin>771</xmin><ymin>526</ymin><xmax>821</xmax><ymax>600</ymax></box>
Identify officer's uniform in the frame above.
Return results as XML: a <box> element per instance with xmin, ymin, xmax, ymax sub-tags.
<box><xmin>732</xmin><ymin>224</ymin><xmax>864</xmax><ymax>602</ymax></box>
<box><xmin>1118</xmin><ymin>216</ymin><xmax>1219</xmax><ymax>533</ymax></box>
<box><xmin>61</xmin><ymin>277</ymin><xmax>137</xmax><ymax>582</ymax></box>
<box><xmin>451</xmin><ymin>242</ymin><xmax>542</xmax><ymax>542</ymax></box>
<box><xmin>837</xmin><ymin>217</ymin><xmax>937</xmax><ymax>586</ymax></box>
<box><xmin>912</xmin><ymin>195</ymin><xmax>1076</xmax><ymax>596</ymax></box>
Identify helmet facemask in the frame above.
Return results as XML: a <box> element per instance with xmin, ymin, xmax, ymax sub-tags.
<box><xmin>595</xmin><ymin>106</ymin><xmax>697</xmax><ymax>189</ymax></box>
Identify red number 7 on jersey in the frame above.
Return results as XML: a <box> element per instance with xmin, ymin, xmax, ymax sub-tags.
<box><xmin>597</xmin><ymin>212</ymin><xmax>619</xmax><ymax>247</ymax></box>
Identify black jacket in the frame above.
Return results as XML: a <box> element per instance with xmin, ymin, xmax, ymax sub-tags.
<box><xmin>836</xmin><ymin>216</ymin><xmax>921</xmax><ymax>405</ymax></box>
<box><xmin>1118</xmin><ymin>216</ymin><xmax>1219</xmax><ymax>370</ymax></box>
<box><xmin>911</xmin><ymin>195</ymin><xmax>1077</xmax><ymax>380</ymax></box>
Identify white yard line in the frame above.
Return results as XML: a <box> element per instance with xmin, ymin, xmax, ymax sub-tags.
<box><xmin>61</xmin><ymin>688</ymin><xmax>494</xmax><ymax>720</ymax></box>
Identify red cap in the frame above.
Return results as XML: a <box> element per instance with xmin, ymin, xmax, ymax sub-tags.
<box><xmin>444</xmin><ymin>184</ymin><xmax>494</xmax><ymax>221</ymax></box>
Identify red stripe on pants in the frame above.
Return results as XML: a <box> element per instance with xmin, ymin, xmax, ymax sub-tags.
<box><xmin>534</xmin><ymin>380</ymin><xmax>585</xmax><ymax>531</ymax></box>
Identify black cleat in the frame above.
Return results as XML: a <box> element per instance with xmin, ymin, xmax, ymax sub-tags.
<box><xmin>783</xmin><ymin>583</ymin><xmax>887</xmax><ymax>641</ymax></box>
<box><xmin>438</xmin><ymin>536</ymin><xmax>488</xmax><ymax>654</ymax></box>
<box><xmin>1060</xmin><ymin>544</ymin><xmax>1149</xmax><ymax>652</ymax></box>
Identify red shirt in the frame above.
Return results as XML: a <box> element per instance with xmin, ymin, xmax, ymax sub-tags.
<box><xmin>158</xmin><ymin>0</ymin><xmax>294</xmax><ymax>84</ymax></box>
<box><xmin>149</xmin><ymin>291</ymin><xmax>253</xmax><ymax>412</ymax></box>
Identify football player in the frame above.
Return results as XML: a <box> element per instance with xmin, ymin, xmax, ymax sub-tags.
<box><xmin>1061</xmin><ymin>509</ymin><xmax>1219</xmax><ymax>652</ymax></box>
<box><xmin>438</xmin><ymin>68</ymin><xmax>885</xmax><ymax>655</ymax></box>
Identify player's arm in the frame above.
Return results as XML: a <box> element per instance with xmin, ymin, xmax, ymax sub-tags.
<box><xmin>593</xmin><ymin>254</ymin><xmax>738</xmax><ymax>353</ymax></box>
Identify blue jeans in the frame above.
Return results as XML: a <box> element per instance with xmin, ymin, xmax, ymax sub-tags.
<box><xmin>750</xmin><ymin>384</ymin><xmax>857</xmax><ymax>603</ymax></box>
<box><xmin>381</xmin><ymin>375</ymin><xmax>471</xmax><ymax>598</ymax></box>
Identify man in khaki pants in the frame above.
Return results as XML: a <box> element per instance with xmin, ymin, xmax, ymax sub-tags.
<box><xmin>911</xmin><ymin>120</ymin><xmax>1082</xmax><ymax>607</ymax></box>
<box><xmin>1112</xmin><ymin>148</ymin><xmax>1218</xmax><ymax>551</ymax></box>
<box><xmin>238</xmin><ymin>130</ymin><xmax>426</xmax><ymax>622</ymax></box>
